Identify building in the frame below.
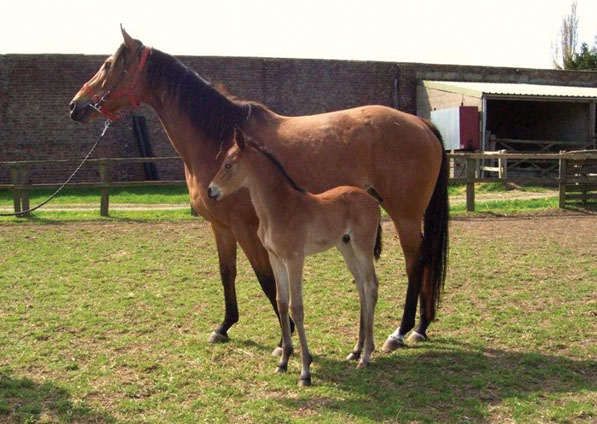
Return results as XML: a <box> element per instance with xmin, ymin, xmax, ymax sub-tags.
<box><xmin>1</xmin><ymin>53</ymin><xmax>595</xmax><ymax>183</ymax></box>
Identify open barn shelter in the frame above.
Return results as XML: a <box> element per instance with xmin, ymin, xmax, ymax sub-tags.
<box><xmin>418</xmin><ymin>80</ymin><xmax>597</xmax><ymax>177</ymax></box>
<box><xmin>418</xmin><ymin>80</ymin><xmax>597</xmax><ymax>153</ymax></box>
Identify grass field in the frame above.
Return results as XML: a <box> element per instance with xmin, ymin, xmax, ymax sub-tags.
<box><xmin>0</xmin><ymin>184</ymin><xmax>564</xmax><ymax>222</ymax></box>
<box><xmin>0</xmin><ymin>211</ymin><xmax>595</xmax><ymax>423</ymax></box>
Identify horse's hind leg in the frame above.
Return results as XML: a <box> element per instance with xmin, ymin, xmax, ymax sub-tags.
<box><xmin>338</xmin><ymin>244</ymin><xmax>366</xmax><ymax>361</ymax></box>
<box><xmin>353</xmin><ymin>249</ymin><xmax>378</xmax><ymax>368</ymax></box>
<box><xmin>407</xmin><ymin>289</ymin><xmax>430</xmax><ymax>344</ymax></box>
<box><xmin>383</xmin><ymin>217</ymin><xmax>424</xmax><ymax>352</ymax></box>
<box><xmin>339</xmin><ymin>244</ymin><xmax>377</xmax><ymax>368</ymax></box>
<box><xmin>346</xmin><ymin>302</ymin><xmax>366</xmax><ymax>362</ymax></box>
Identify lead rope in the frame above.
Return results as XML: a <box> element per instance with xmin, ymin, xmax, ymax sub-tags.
<box><xmin>1</xmin><ymin>119</ymin><xmax>111</xmax><ymax>217</ymax></box>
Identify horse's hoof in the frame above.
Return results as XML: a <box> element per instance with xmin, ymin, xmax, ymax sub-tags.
<box><xmin>382</xmin><ymin>336</ymin><xmax>406</xmax><ymax>353</ymax></box>
<box><xmin>272</xmin><ymin>346</ymin><xmax>283</xmax><ymax>357</ymax></box>
<box><xmin>275</xmin><ymin>365</ymin><xmax>287</xmax><ymax>374</ymax></box>
<box><xmin>407</xmin><ymin>331</ymin><xmax>428</xmax><ymax>345</ymax></box>
<box><xmin>346</xmin><ymin>352</ymin><xmax>360</xmax><ymax>361</ymax></box>
<box><xmin>357</xmin><ymin>360</ymin><xmax>368</xmax><ymax>369</ymax></box>
<box><xmin>208</xmin><ymin>331</ymin><xmax>229</xmax><ymax>344</ymax></box>
<box><xmin>298</xmin><ymin>377</ymin><xmax>312</xmax><ymax>387</ymax></box>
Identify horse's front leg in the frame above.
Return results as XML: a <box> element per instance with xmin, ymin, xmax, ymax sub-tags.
<box><xmin>234</xmin><ymin>224</ymin><xmax>294</xmax><ymax>356</ymax></box>
<box><xmin>208</xmin><ymin>223</ymin><xmax>239</xmax><ymax>343</ymax></box>
<box><xmin>268</xmin><ymin>254</ymin><xmax>293</xmax><ymax>374</ymax></box>
<box><xmin>286</xmin><ymin>255</ymin><xmax>312</xmax><ymax>386</ymax></box>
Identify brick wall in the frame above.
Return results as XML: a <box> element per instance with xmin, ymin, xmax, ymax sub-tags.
<box><xmin>1</xmin><ymin>53</ymin><xmax>595</xmax><ymax>184</ymax></box>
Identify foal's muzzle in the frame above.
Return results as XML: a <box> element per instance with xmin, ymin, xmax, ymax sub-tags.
<box><xmin>207</xmin><ymin>185</ymin><xmax>221</xmax><ymax>200</ymax></box>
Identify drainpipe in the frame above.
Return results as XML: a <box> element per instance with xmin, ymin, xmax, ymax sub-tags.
<box><xmin>393</xmin><ymin>78</ymin><xmax>399</xmax><ymax>110</ymax></box>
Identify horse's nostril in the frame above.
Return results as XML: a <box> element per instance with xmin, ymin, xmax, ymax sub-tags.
<box><xmin>69</xmin><ymin>101</ymin><xmax>76</xmax><ymax>113</ymax></box>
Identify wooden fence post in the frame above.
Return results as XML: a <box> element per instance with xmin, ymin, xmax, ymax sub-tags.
<box><xmin>10</xmin><ymin>164</ymin><xmax>22</xmax><ymax>216</ymax></box>
<box><xmin>99</xmin><ymin>160</ymin><xmax>110</xmax><ymax>217</ymax></box>
<box><xmin>19</xmin><ymin>164</ymin><xmax>30</xmax><ymax>217</ymax></box>
<box><xmin>498</xmin><ymin>150</ymin><xmax>507</xmax><ymax>179</ymax></box>
<box><xmin>558</xmin><ymin>156</ymin><xmax>567</xmax><ymax>209</ymax></box>
<box><xmin>466</xmin><ymin>157</ymin><xmax>476</xmax><ymax>212</ymax></box>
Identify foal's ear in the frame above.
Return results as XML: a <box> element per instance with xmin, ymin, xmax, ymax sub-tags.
<box><xmin>234</xmin><ymin>129</ymin><xmax>246</xmax><ymax>151</ymax></box>
<box><xmin>120</xmin><ymin>25</ymin><xmax>139</xmax><ymax>50</ymax></box>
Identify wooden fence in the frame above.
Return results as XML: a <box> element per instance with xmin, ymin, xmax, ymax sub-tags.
<box><xmin>0</xmin><ymin>157</ymin><xmax>186</xmax><ymax>217</ymax></box>
<box><xmin>1</xmin><ymin>152</ymin><xmax>596</xmax><ymax>217</ymax></box>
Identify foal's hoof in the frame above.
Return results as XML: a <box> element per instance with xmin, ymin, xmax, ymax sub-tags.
<box><xmin>407</xmin><ymin>331</ymin><xmax>428</xmax><ymax>345</ymax></box>
<box><xmin>208</xmin><ymin>331</ymin><xmax>229</xmax><ymax>344</ymax></box>
<box><xmin>298</xmin><ymin>377</ymin><xmax>312</xmax><ymax>387</ymax></box>
<box><xmin>356</xmin><ymin>360</ymin><xmax>368</xmax><ymax>369</ymax></box>
<box><xmin>382</xmin><ymin>336</ymin><xmax>406</xmax><ymax>353</ymax></box>
<box><xmin>272</xmin><ymin>346</ymin><xmax>283</xmax><ymax>357</ymax></box>
<box><xmin>346</xmin><ymin>351</ymin><xmax>361</xmax><ymax>361</ymax></box>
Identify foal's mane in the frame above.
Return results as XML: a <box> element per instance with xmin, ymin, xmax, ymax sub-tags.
<box><xmin>142</xmin><ymin>48</ymin><xmax>253</xmax><ymax>142</ymax></box>
<box><xmin>246</xmin><ymin>139</ymin><xmax>306</xmax><ymax>193</ymax></box>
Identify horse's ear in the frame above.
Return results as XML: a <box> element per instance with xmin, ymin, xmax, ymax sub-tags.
<box><xmin>120</xmin><ymin>25</ymin><xmax>138</xmax><ymax>49</ymax></box>
<box><xmin>235</xmin><ymin>129</ymin><xmax>246</xmax><ymax>151</ymax></box>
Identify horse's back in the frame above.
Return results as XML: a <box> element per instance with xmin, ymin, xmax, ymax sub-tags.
<box><xmin>315</xmin><ymin>185</ymin><xmax>380</xmax><ymax>228</ymax></box>
<box><xmin>247</xmin><ymin>104</ymin><xmax>443</xmax><ymax>219</ymax></box>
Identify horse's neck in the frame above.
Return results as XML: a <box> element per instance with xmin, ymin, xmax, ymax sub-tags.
<box><xmin>244</xmin><ymin>150</ymin><xmax>303</xmax><ymax>225</ymax></box>
<box><xmin>145</xmin><ymin>93</ymin><xmax>221</xmax><ymax>182</ymax></box>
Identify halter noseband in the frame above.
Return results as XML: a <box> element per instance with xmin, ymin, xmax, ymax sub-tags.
<box><xmin>83</xmin><ymin>45</ymin><xmax>151</xmax><ymax>122</ymax></box>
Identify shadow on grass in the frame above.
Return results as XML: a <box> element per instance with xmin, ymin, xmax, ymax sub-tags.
<box><xmin>0</xmin><ymin>372</ymin><xmax>115</xmax><ymax>423</ymax></box>
<box><xmin>276</xmin><ymin>338</ymin><xmax>596</xmax><ymax>423</ymax></box>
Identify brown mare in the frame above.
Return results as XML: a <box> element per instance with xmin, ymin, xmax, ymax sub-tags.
<box><xmin>208</xmin><ymin>130</ymin><xmax>382</xmax><ymax>385</ymax></box>
<box><xmin>69</xmin><ymin>28</ymin><xmax>449</xmax><ymax>353</ymax></box>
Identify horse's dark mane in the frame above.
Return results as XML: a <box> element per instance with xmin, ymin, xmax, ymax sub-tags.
<box><xmin>145</xmin><ymin>48</ymin><xmax>251</xmax><ymax>142</ymax></box>
<box><xmin>246</xmin><ymin>140</ymin><xmax>306</xmax><ymax>193</ymax></box>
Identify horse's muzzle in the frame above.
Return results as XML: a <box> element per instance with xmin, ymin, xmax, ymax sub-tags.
<box><xmin>69</xmin><ymin>99</ymin><xmax>93</xmax><ymax>123</ymax></box>
<box><xmin>207</xmin><ymin>185</ymin><xmax>221</xmax><ymax>201</ymax></box>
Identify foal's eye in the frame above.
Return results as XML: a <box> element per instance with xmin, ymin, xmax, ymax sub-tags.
<box><xmin>224</xmin><ymin>163</ymin><xmax>232</xmax><ymax>170</ymax></box>
<box><xmin>104</xmin><ymin>62</ymin><xmax>111</xmax><ymax>71</ymax></box>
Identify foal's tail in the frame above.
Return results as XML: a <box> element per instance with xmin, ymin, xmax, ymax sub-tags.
<box><xmin>374</xmin><ymin>223</ymin><xmax>382</xmax><ymax>261</ymax></box>
<box><xmin>420</xmin><ymin>119</ymin><xmax>449</xmax><ymax>322</ymax></box>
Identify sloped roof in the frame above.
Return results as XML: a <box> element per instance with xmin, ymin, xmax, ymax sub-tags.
<box><xmin>422</xmin><ymin>80</ymin><xmax>597</xmax><ymax>100</ymax></box>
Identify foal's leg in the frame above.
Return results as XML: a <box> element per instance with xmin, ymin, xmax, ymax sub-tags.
<box><xmin>268</xmin><ymin>255</ymin><xmax>293</xmax><ymax>373</ymax></box>
<box><xmin>346</xmin><ymin>302</ymin><xmax>366</xmax><ymax>362</ymax></box>
<box><xmin>338</xmin><ymin>244</ymin><xmax>367</xmax><ymax>363</ymax></box>
<box><xmin>234</xmin><ymin>225</ymin><xmax>294</xmax><ymax>354</ymax></box>
<box><xmin>352</xmin><ymin>246</ymin><xmax>379</xmax><ymax>368</ymax></box>
<box><xmin>383</xmin><ymin>218</ymin><xmax>424</xmax><ymax>352</ymax></box>
<box><xmin>286</xmin><ymin>256</ymin><xmax>312</xmax><ymax>386</ymax></box>
<box><xmin>208</xmin><ymin>224</ymin><xmax>239</xmax><ymax>343</ymax></box>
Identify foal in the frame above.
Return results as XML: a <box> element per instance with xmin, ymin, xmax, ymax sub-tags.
<box><xmin>208</xmin><ymin>130</ymin><xmax>382</xmax><ymax>386</ymax></box>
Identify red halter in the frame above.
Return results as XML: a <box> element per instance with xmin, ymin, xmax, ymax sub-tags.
<box><xmin>83</xmin><ymin>46</ymin><xmax>151</xmax><ymax>122</ymax></box>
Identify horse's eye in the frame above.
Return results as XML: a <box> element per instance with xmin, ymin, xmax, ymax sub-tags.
<box><xmin>225</xmin><ymin>163</ymin><xmax>232</xmax><ymax>169</ymax></box>
<box><xmin>104</xmin><ymin>62</ymin><xmax>111</xmax><ymax>71</ymax></box>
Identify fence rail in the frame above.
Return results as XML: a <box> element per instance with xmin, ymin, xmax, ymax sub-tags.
<box><xmin>1</xmin><ymin>152</ymin><xmax>596</xmax><ymax>217</ymax></box>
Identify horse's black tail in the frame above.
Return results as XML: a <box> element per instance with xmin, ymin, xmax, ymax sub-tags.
<box><xmin>420</xmin><ymin>119</ymin><xmax>449</xmax><ymax>322</ymax></box>
<box><xmin>374</xmin><ymin>223</ymin><xmax>383</xmax><ymax>261</ymax></box>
